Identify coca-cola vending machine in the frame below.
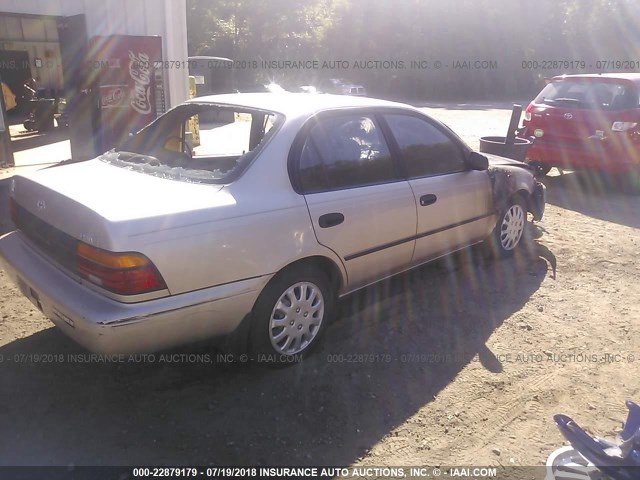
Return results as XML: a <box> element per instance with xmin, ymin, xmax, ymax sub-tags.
<box><xmin>88</xmin><ymin>35</ymin><xmax>165</xmax><ymax>153</ymax></box>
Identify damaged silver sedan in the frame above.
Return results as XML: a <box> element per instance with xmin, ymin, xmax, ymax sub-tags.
<box><xmin>0</xmin><ymin>93</ymin><xmax>545</xmax><ymax>361</ymax></box>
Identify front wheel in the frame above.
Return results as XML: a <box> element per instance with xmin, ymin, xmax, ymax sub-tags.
<box><xmin>488</xmin><ymin>198</ymin><xmax>527</xmax><ymax>257</ymax></box>
<box><xmin>250</xmin><ymin>266</ymin><xmax>334</xmax><ymax>365</ymax></box>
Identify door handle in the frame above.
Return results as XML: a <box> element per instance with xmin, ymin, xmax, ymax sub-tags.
<box><xmin>419</xmin><ymin>194</ymin><xmax>437</xmax><ymax>206</ymax></box>
<box><xmin>318</xmin><ymin>212</ymin><xmax>345</xmax><ymax>228</ymax></box>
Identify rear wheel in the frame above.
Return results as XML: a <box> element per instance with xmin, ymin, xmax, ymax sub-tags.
<box><xmin>620</xmin><ymin>170</ymin><xmax>640</xmax><ymax>194</ymax></box>
<box><xmin>250</xmin><ymin>266</ymin><xmax>334</xmax><ymax>365</ymax></box>
<box><xmin>528</xmin><ymin>161</ymin><xmax>552</xmax><ymax>178</ymax></box>
<box><xmin>23</xmin><ymin>119</ymin><xmax>36</xmax><ymax>131</ymax></box>
<box><xmin>488</xmin><ymin>197</ymin><xmax>527</xmax><ymax>257</ymax></box>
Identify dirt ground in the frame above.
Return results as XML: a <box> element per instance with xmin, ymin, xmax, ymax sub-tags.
<box><xmin>1</xmin><ymin>105</ymin><xmax>639</xmax><ymax>474</ymax></box>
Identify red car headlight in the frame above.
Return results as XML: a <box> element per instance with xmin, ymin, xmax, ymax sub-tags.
<box><xmin>611</xmin><ymin>121</ymin><xmax>638</xmax><ymax>132</ymax></box>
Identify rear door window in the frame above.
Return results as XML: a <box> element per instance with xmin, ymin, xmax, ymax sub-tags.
<box><xmin>298</xmin><ymin>114</ymin><xmax>398</xmax><ymax>193</ymax></box>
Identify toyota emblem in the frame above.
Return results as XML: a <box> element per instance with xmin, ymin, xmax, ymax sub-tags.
<box><xmin>564</xmin><ymin>113</ymin><xmax>573</xmax><ymax>120</ymax></box>
<box><xmin>36</xmin><ymin>200</ymin><xmax>46</xmax><ymax>210</ymax></box>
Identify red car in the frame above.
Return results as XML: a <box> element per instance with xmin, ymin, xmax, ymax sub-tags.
<box><xmin>521</xmin><ymin>73</ymin><xmax>640</xmax><ymax>179</ymax></box>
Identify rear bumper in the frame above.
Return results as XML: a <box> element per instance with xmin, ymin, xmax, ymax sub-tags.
<box><xmin>525</xmin><ymin>135</ymin><xmax>640</xmax><ymax>173</ymax></box>
<box><xmin>0</xmin><ymin>231</ymin><xmax>269</xmax><ymax>354</ymax></box>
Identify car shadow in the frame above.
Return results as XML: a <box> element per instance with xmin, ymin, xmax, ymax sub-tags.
<box><xmin>543</xmin><ymin>170</ymin><xmax>640</xmax><ymax>229</ymax></box>
<box><xmin>0</xmin><ymin>238</ymin><xmax>550</xmax><ymax>466</ymax></box>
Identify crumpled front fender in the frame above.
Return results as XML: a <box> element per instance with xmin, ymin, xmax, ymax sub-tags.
<box><xmin>488</xmin><ymin>164</ymin><xmax>545</xmax><ymax>220</ymax></box>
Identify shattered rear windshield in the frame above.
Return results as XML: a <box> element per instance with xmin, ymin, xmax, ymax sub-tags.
<box><xmin>103</xmin><ymin>104</ymin><xmax>282</xmax><ymax>184</ymax></box>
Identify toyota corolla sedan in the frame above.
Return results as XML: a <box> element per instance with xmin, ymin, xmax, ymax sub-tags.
<box><xmin>0</xmin><ymin>93</ymin><xmax>545</xmax><ymax>361</ymax></box>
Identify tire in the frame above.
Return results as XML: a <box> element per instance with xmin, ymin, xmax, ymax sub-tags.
<box><xmin>488</xmin><ymin>197</ymin><xmax>527</xmax><ymax>257</ymax></box>
<box><xmin>528</xmin><ymin>161</ymin><xmax>552</xmax><ymax>178</ymax></box>
<box><xmin>250</xmin><ymin>266</ymin><xmax>335</xmax><ymax>365</ymax></box>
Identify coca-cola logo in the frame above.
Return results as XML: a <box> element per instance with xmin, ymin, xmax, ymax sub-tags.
<box><xmin>101</xmin><ymin>86</ymin><xmax>125</xmax><ymax>108</ymax></box>
<box><xmin>128</xmin><ymin>50</ymin><xmax>152</xmax><ymax>115</ymax></box>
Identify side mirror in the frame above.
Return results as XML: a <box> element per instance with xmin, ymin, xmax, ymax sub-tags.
<box><xmin>467</xmin><ymin>151</ymin><xmax>489</xmax><ymax>171</ymax></box>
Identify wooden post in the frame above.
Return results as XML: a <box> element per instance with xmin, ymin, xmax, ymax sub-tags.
<box><xmin>505</xmin><ymin>104</ymin><xmax>522</xmax><ymax>145</ymax></box>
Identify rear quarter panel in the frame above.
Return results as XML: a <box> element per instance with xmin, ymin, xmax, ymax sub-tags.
<box><xmin>132</xmin><ymin>193</ymin><xmax>337</xmax><ymax>295</ymax></box>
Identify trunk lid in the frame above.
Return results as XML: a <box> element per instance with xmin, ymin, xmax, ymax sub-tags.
<box><xmin>11</xmin><ymin>157</ymin><xmax>233</xmax><ymax>251</ymax></box>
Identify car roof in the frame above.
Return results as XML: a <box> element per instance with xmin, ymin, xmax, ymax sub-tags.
<box><xmin>185</xmin><ymin>92</ymin><xmax>410</xmax><ymax>119</ymax></box>
<box><xmin>551</xmin><ymin>73</ymin><xmax>640</xmax><ymax>85</ymax></box>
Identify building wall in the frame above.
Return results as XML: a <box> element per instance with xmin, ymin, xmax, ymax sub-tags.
<box><xmin>0</xmin><ymin>41</ymin><xmax>64</xmax><ymax>91</ymax></box>
<box><xmin>0</xmin><ymin>0</ymin><xmax>188</xmax><ymax>107</ymax></box>
<box><xmin>0</xmin><ymin>15</ymin><xmax>64</xmax><ymax>92</ymax></box>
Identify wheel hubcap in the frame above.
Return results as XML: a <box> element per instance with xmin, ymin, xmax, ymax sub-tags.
<box><xmin>269</xmin><ymin>282</ymin><xmax>325</xmax><ymax>355</ymax></box>
<box><xmin>500</xmin><ymin>204</ymin><xmax>525</xmax><ymax>251</ymax></box>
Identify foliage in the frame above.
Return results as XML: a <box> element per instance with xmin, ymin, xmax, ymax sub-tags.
<box><xmin>186</xmin><ymin>0</ymin><xmax>638</xmax><ymax>99</ymax></box>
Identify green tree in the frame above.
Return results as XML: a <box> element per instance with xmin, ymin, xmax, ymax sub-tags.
<box><xmin>186</xmin><ymin>0</ymin><xmax>637</xmax><ymax>99</ymax></box>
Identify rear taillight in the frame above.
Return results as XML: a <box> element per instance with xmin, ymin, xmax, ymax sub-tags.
<box><xmin>611</xmin><ymin>121</ymin><xmax>638</xmax><ymax>132</ymax></box>
<box><xmin>76</xmin><ymin>243</ymin><xmax>167</xmax><ymax>295</ymax></box>
<box><xmin>524</xmin><ymin>104</ymin><xmax>533</xmax><ymax>122</ymax></box>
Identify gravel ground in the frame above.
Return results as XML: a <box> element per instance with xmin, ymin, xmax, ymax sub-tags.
<box><xmin>0</xmin><ymin>104</ymin><xmax>639</xmax><ymax>475</ymax></box>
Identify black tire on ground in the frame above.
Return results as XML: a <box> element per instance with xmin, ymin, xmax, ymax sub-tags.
<box><xmin>250</xmin><ymin>265</ymin><xmax>335</xmax><ymax>365</ymax></box>
<box><xmin>528</xmin><ymin>161</ymin><xmax>552</xmax><ymax>178</ymax></box>
<box><xmin>619</xmin><ymin>171</ymin><xmax>640</xmax><ymax>195</ymax></box>
<box><xmin>487</xmin><ymin>196</ymin><xmax>528</xmax><ymax>258</ymax></box>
